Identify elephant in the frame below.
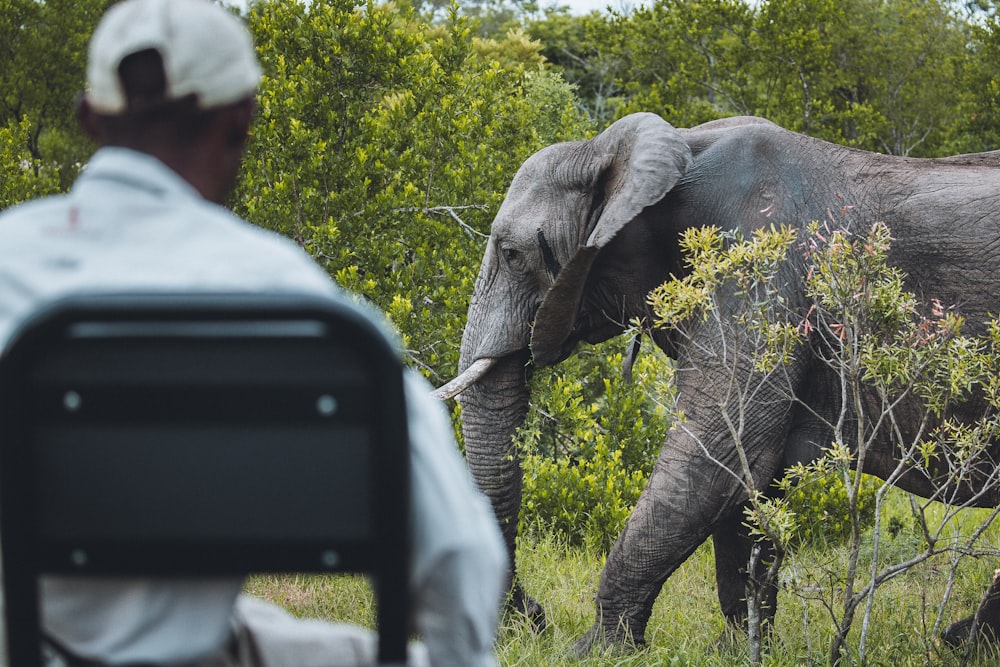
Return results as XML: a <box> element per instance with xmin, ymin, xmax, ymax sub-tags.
<box><xmin>439</xmin><ymin>111</ymin><xmax>1000</xmax><ymax>651</ymax></box>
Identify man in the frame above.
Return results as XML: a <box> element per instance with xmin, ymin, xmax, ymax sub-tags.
<box><xmin>0</xmin><ymin>0</ymin><xmax>507</xmax><ymax>665</ymax></box>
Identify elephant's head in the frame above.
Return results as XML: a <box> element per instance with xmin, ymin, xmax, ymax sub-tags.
<box><xmin>449</xmin><ymin>112</ymin><xmax>692</xmax><ymax>620</ymax></box>
<box><xmin>459</xmin><ymin>112</ymin><xmax>692</xmax><ymax>372</ymax></box>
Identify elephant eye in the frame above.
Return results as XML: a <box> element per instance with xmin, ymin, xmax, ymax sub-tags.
<box><xmin>501</xmin><ymin>247</ymin><xmax>520</xmax><ymax>264</ymax></box>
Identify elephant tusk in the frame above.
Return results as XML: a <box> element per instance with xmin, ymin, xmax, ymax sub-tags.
<box><xmin>622</xmin><ymin>332</ymin><xmax>642</xmax><ymax>384</ymax></box>
<box><xmin>432</xmin><ymin>357</ymin><xmax>498</xmax><ymax>401</ymax></box>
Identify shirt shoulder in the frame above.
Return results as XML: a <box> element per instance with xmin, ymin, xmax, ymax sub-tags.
<box><xmin>0</xmin><ymin>194</ymin><xmax>71</xmax><ymax>231</ymax></box>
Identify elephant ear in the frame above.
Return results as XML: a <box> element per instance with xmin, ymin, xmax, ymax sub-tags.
<box><xmin>585</xmin><ymin>112</ymin><xmax>692</xmax><ymax>247</ymax></box>
<box><xmin>530</xmin><ymin>113</ymin><xmax>691</xmax><ymax>367</ymax></box>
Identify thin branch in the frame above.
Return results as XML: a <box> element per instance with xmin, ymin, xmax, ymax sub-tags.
<box><xmin>391</xmin><ymin>204</ymin><xmax>491</xmax><ymax>239</ymax></box>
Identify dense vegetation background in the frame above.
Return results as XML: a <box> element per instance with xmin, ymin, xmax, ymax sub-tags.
<box><xmin>7</xmin><ymin>2</ymin><xmax>1000</xmax><ymax>662</ymax></box>
<box><xmin>8</xmin><ymin>0</ymin><xmax>1000</xmax><ymax>544</ymax></box>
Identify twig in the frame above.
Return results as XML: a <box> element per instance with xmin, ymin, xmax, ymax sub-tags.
<box><xmin>392</xmin><ymin>205</ymin><xmax>490</xmax><ymax>239</ymax></box>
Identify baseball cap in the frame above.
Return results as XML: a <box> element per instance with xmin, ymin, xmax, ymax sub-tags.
<box><xmin>86</xmin><ymin>0</ymin><xmax>262</xmax><ymax>115</ymax></box>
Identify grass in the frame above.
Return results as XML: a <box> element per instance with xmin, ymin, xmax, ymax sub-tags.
<box><xmin>246</xmin><ymin>497</ymin><xmax>1000</xmax><ymax>666</ymax></box>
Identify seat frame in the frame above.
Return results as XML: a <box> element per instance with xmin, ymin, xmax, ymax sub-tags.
<box><xmin>0</xmin><ymin>292</ymin><xmax>410</xmax><ymax>666</ymax></box>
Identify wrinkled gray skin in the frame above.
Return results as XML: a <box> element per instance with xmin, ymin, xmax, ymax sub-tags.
<box><xmin>456</xmin><ymin>112</ymin><xmax>1000</xmax><ymax>649</ymax></box>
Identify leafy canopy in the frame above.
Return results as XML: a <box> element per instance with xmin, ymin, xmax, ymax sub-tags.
<box><xmin>234</xmin><ymin>0</ymin><xmax>591</xmax><ymax>383</ymax></box>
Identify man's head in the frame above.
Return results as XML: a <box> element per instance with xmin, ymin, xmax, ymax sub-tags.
<box><xmin>78</xmin><ymin>0</ymin><xmax>263</xmax><ymax>203</ymax></box>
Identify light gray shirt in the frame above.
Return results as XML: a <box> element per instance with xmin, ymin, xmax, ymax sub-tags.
<box><xmin>0</xmin><ymin>147</ymin><xmax>506</xmax><ymax>666</ymax></box>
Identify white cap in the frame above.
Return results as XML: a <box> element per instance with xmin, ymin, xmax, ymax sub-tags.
<box><xmin>86</xmin><ymin>0</ymin><xmax>262</xmax><ymax>114</ymax></box>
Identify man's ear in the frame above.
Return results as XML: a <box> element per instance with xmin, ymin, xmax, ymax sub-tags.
<box><xmin>223</xmin><ymin>97</ymin><xmax>255</xmax><ymax>149</ymax></box>
<box><xmin>76</xmin><ymin>94</ymin><xmax>102</xmax><ymax>141</ymax></box>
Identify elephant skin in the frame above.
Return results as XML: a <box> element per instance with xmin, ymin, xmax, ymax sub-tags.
<box><xmin>454</xmin><ymin>112</ymin><xmax>1000</xmax><ymax>649</ymax></box>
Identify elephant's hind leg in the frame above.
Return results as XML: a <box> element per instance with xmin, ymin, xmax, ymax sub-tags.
<box><xmin>712</xmin><ymin>505</ymin><xmax>778</xmax><ymax>642</ymax></box>
<box><xmin>942</xmin><ymin>569</ymin><xmax>1000</xmax><ymax>647</ymax></box>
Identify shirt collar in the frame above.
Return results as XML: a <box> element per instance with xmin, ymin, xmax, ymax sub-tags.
<box><xmin>74</xmin><ymin>147</ymin><xmax>205</xmax><ymax>202</ymax></box>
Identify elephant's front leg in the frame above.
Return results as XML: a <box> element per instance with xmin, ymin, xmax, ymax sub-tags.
<box><xmin>575</xmin><ymin>433</ymin><xmax>746</xmax><ymax>650</ymax></box>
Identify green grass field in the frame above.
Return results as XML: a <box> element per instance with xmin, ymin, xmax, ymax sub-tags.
<box><xmin>247</xmin><ymin>508</ymin><xmax>1000</xmax><ymax>666</ymax></box>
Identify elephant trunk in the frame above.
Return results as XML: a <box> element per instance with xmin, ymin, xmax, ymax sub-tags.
<box><xmin>458</xmin><ymin>352</ymin><xmax>530</xmax><ymax>594</ymax></box>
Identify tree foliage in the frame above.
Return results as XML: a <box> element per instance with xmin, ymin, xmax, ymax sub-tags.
<box><xmin>0</xmin><ymin>116</ymin><xmax>62</xmax><ymax>209</ymax></box>
<box><xmin>525</xmin><ymin>9</ymin><xmax>624</xmax><ymax>124</ymax></box>
<box><xmin>0</xmin><ymin>0</ymin><xmax>108</xmax><ymax>187</ymax></box>
<box><xmin>234</xmin><ymin>0</ymin><xmax>591</xmax><ymax>385</ymax></box>
<box><xmin>962</xmin><ymin>0</ymin><xmax>1000</xmax><ymax>151</ymax></box>
<box><xmin>529</xmin><ymin>0</ymin><xmax>986</xmax><ymax>155</ymax></box>
<box><xmin>5</xmin><ymin>0</ymin><xmax>1000</xmax><ymax>588</ymax></box>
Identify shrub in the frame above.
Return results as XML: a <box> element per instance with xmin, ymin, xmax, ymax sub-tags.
<box><xmin>782</xmin><ymin>467</ymin><xmax>879</xmax><ymax>547</ymax></box>
<box><xmin>518</xmin><ymin>340</ymin><xmax>672</xmax><ymax>552</ymax></box>
<box><xmin>0</xmin><ymin>116</ymin><xmax>62</xmax><ymax>211</ymax></box>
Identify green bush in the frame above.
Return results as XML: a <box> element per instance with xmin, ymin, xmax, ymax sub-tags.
<box><xmin>0</xmin><ymin>116</ymin><xmax>62</xmax><ymax>211</ymax></box>
<box><xmin>782</xmin><ymin>468</ymin><xmax>879</xmax><ymax>547</ymax></box>
<box><xmin>518</xmin><ymin>340</ymin><xmax>673</xmax><ymax>552</ymax></box>
<box><xmin>521</xmin><ymin>444</ymin><xmax>649</xmax><ymax>554</ymax></box>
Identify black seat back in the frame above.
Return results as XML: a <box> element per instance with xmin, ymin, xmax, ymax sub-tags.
<box><xmin>0</xmin><ymin>293</ymin><xmax>410</xmax><ymax>666</ymax></box>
